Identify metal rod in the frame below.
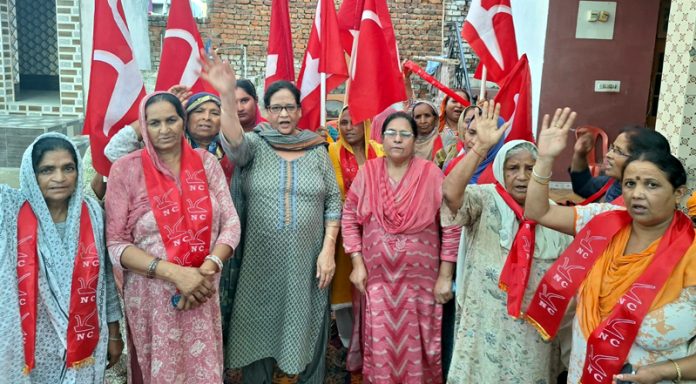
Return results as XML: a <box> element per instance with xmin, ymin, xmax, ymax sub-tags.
<box><xmin>453</xmin><ymin>22</ymin><xmax>473</xmax><ymax>99</ymax></box>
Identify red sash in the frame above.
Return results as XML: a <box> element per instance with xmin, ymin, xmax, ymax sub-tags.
<box><xmin>525</xmin><ymin>210</ymin><xmax>693</xmax><ymax>384</ymax></box>
<box><xmin>494</xmin><ymin>182</ymin><xmax>537</xmax><ymax>318</ymax></box>
<box><xmin>142</xmin><ymin>142</ymin><xmax>213</xmax><ymax>267</ymax></box>
<box><xmin>18</xmin><ymin>202</ymin><xmax>100</xmax><ymax>373</ymax></box>
<box><xmin>339</xmin><ymin>145</ymin><xmax>377</xmax><ymax>193</ymax></box>
<box><xmin>578</xmin><ymin>180</ymin><xmax>613</xmax><ymax>206</ymax></box>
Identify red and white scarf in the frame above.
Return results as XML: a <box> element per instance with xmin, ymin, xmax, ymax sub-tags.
<box><xmin>525</xmin><ymin>210</ymin><xmax>693</xmax><ymax>384</ymax></box>
<box><xmin>141</xmin><ymin>140</ymin><xmax>213</xmax><ymax>267</ymax></box>
<box><xmin>17</xmin><ymin>202</ymin><xmax>100</xmax><ymax>372</ymax></box>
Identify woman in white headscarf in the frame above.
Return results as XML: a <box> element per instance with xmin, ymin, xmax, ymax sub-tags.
<box><xmin>0</xmin><ymin>133</ymin><xmax>122</xmax><ymax>383</ymax></box>
<box><xmin>438</xmin><ymin>101</ymin><xmax>573</xmax><ymax>383</ymax></box>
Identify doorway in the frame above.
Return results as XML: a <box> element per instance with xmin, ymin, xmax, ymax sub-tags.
<box><xmin>15</xmin><ymin>0</ymin><xmax>59</xmax><ymax>102</ymax></box>
<box><xmin>646</xmin><ymin>0</ymin><xmax>670</xmax><ymax>128</ymax></box>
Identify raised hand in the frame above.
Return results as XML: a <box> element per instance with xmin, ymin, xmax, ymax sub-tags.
<box><xmin>537</xmin><ymin>107</ymin><xmax>577</xmax><ymax>159</ymax></box>
<box><xmin>573</xmin><ymin>128</ymin><xmax>594</xmax><ymax>156</ymax></box>
<box><xmin>198</xmin><ymin>48</ymin><xmax>236</xmax><ymax>95</ymax></box>
<box><xmin>167</xmin><ymin>84</ymin><xmax>193</xmax><ymax>106</ymax></box>
<box><xmin>472</xmin><ymin>100</ymin><xmax>509</xmax><ymax>150</ymax></box>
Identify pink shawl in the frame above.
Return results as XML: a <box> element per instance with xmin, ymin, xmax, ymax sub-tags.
<box><xmin>351</xmin><ymin>157</ymin><xmax>443</xmax><ymax>234</ymax></box>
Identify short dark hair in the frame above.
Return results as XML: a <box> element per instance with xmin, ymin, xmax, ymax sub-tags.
<box><xmin>264</xmin><ymin>80</ymin><xmax>301</xmax><ymax>107</ymax></box>
<box><xmin>32</xmin><ymin>137</ymin><xmax>78</xmax><ymax>172</ymax></box>
<box><xmin>236</xmin><ymin>79</ymin><xmax>258</xmax><ymax>102</ymax></box>
<box><xmin>382</xmin><ymin>111</ymin><xmax>419</xmax><ymax>138</ymax></box>
<box><xmin>620</xmin><ymin>126</ymin><xmax>671</xmax><ymax>156</ymax></box>
<box><xmin>145</xmin><ymin>93</ymin><xmax>186</xmax><ymax>121</ymax></box>
<box><xmin>622</xmin><ymin>150</ymin><xmax>686</xmax><ymax>189</ymax></box>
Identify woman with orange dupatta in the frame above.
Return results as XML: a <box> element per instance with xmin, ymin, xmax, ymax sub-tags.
<box><xmin>328</xmin><ymin>106</ymin><xmax>383</xmax><ymax>352</ymax></box>
<box><xmin>342</xmin><ymin>111</ymin><xmax>460</xmax><ymax>383</ymax></box>
<box><xmin>524</xmin><ymin>107</ymin><xmax>696</xmax><ymax>384</ymax></box>
<box><xmin>105</xmin><ymin>92</ymin><xmax>241</xmax><ymax>383</ymax></box>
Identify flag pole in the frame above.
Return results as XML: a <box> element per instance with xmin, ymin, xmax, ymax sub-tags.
<box><xmin>479</xmin><ymin>65</ymin><xmax>487</xmax><ymax>101</ymax></box>
<box><xmin>320</xmin><ymin>72</ymin><xmax>327</xmax><ymax>129</ymax></box>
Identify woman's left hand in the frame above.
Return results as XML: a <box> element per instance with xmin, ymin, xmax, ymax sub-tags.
<box><xmin>316</xmin><ymin>247</ymin><xmax>336</xmax><ymax>289</ymax></box>
<box><xmin>106</xmin><ymin>337</ymin><xmax>124</xmax><ymax>369</ymax></box>
<box><xmin>199</xmin><ymin>259</ymin><xmax>220</xmax><ymax>277</ymax></box>
<box><xmin>434</xmin><ymin>274</ymin><xmax>454</xmax><ymax>304</ymax></box>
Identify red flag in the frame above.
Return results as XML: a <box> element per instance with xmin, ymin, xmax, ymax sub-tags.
<box><xmin>297</xmin><ymin>0</ymin><xmax>349</xmax><ymax>131</ymax></box>
<box><xmin>155</xmin><ymin>0</ymin><xmax>213</xmax><ymax>93</ymax></box>
<box><xmin>83</xmin><ymin>0</ymin><xmax>145</xmax><ymax>175</ymax></box>
<box><xmin>462</xmin><ymin>0</ymin><xmax>519</xmax><ymax>84</ymax></box>
<box><xmin>265</xmin><ymin>0</ymin><xmax>295</xmax><ymax>89</ymax></box>
<box><xmin>336</xmin><ymin>0</ymin><xmax>365</xmax><ymax>55</ymax></box>
<box><xmin>347</xmin><ymin>0</ymin><xmax>406</xmax><ymax>124</ymax></box>
<box><xmin>494</xmin><ymin>54</ymin><xmax>533</xmax><ymax>143</ymax></box>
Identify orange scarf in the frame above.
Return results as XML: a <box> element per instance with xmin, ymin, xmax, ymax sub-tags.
<box><xmin>579</xmin><ymin>225</ymin><xmax>696</xmax><ymax>338</ymax></box>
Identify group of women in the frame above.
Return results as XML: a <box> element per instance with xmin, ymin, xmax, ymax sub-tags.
<box><xmin>1</xmin><ymin>50</ymin><xmax>696</xmax><ymax>384</ymax></box>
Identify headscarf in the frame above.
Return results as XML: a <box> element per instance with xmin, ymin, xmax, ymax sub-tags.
<box><xmin>254</xmin><ymin>122</ymin><xmax>326</xmax><ymax>151</ymax></box>
<box><xmin>410</xmin><ymin>100</ymin><xmax>440</xmax><ymax>160</ymax></box>
<box><xmin>688</xmin><ymin>191</ymin><xmax>696</xmax><ymax>217</ymax></box>
<box><xmin>1</xmin><ymin>133</ymin><xmax>111</xmax><ymax>381</ymax></box>
<box><xmin>470</xmin><ymin>117</ymin><xmax>506</xmax><ymax>183</ymax></box>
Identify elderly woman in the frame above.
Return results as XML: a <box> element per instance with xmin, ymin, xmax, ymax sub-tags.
<box><xmin>105</xmin><ymin>91</ymin><xmax>240</xmax><ymax>382</ymax></box>
<box><xmin>411</xmin><ymin>100</ymin><xmax>442</xmax><ymax>161</ymax></box>
<box><xmin>328</xmin><ymin>106</ymin><xmax>383</xmax><ymax>349</ymax></box>
<box><xmin>440</xmin><ymin>102</ymin><xmax>572</xmax><ymax>383</ymax></box>
<box><xmin>341</xmin><ymin>111</ymin><xmax>459</xmax><ymax>383</ymax></box>
<box><xmin>0</xmin><ymin>133</ymin><xmax>122</xmax><ymax>383</ymax></box>
<box><xmin>524</xmin><ymin>108</ymin><xmax>696</xmax><ymax>384</ymax></box>
<box><xmin>211</xmin><ymin>52</ymin><xmax>341</xmax><ymax>381</ymax></box>
<box><xmin>569</xmin><ymin>126</ymin><xmax>671</xmax><ymax>205</ymax></box>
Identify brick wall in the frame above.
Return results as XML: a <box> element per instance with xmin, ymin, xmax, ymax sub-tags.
<box><xmin>147</xmin><ymin>0</ymin><xmax>476</xmax><ymax>98</ymax></box>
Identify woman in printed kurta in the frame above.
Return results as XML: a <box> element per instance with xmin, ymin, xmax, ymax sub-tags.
<box><xmin>440</xmin><ymin>104</ymin><xmax>573</xmax><ymax>383</ymax></box>
<box><xmin>341</xmin><ymin>111</ymin><xmax>460</xmax><ymax>383</ymax></box>
<box><xmin>328</xmin><ymin>106</ymin><xmax>383</xmax><ymax>349</ymax></box>
<box><xmin>525</xmin><ymin>108</ymin><xmax>696</xmax><ymax>384</ymax></box>
<box><xmin>106</xmin><ymin>92</ymin><xmax>240</xmax><ymax>383</ymax></box>
<box><xmin>0</xmin><ymin>133</ymin><xmax>122</xmax><ymax>383</ymax></box>
<box><xmin>215</xmin><ymin>70</ymin><xmax>342</xmax><ymax>380</ymax></box>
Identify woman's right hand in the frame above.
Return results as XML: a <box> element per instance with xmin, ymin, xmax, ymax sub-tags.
<box><xmin>199</xmin><ymin>49</ymin><xmax>237</xmax><ymax>96</ymax></box>
<box><xmin>573</xmin><ymin>128</ymin><xmax>594</xmax><ymax>156</ymax></box>
<box><xmin>472</xmin><ymin>100</ymin><xmax>509</xmax><ymax>151</ymax></box>
<box><xmin>537</xmin><ymin>107</ymin><xmax>577</xmax><ymax>159</ymax></box>
<box><xmin>350</xmin><ymin>257</ymin><xmax>368</xmax><ymax>294</ymax></box>
<box><xmin>172</xmin><ymin>266</ymin><xmax>216</xmax><ymax>305</ymax></box>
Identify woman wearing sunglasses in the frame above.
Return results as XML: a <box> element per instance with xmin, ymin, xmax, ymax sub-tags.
<box><xmin>341</xmin><ymin>111</ymin><xmax>460</xmax><ymax>383</ymax></box>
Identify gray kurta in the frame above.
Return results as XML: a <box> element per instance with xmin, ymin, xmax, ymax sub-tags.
<box><xmin>220</xmin><ymin>132</ymin><xmax>342</xmax><ymax>377</ymax></box>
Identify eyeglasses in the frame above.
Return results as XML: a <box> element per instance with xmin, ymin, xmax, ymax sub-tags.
<box><xmin>267</xmin><ymin>104</ymin><xmax>299</xmax><ymax>114</ymax></box>
<box><xmin>383</xmin><ymin>129</ymin><xmax>414</xmax><ymax>139</ymax></box>
<box><xmin>608</xmin><ymin>144</ymin><xmax>629</xmax><ymax>157</ymax></box>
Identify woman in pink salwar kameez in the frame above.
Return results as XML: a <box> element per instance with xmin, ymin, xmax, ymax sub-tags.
<box><xmin>341</xmin><ymin>111</ymin><xmax>460</xmax><ymax>384</ymax></box>
<box><xmin>106</xmin><ymin>91</ymin><xmax>241</xmax><ymax>383</ymax></box>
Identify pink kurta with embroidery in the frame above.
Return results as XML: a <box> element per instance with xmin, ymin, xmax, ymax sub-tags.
<box><xmin>341</xmin><ymin>157</ymin><xmax>459</xmax><ymax>384</ymax></box>
<box><xmin>106</xmin><ymin>150</ymin><xmax>240</xmax><ymax>384</ymax></box>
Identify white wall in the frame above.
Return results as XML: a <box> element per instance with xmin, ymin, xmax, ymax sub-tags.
<box><xmin>511</xmin><ymin>0</ymin><xmax>550</xmax><ymax>137</ymax></box>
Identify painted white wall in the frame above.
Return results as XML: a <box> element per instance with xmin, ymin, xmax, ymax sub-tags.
<box><xmin>511</xmin><ymin>0</ymin><xmax>550</xmax><ymax>137</ymax></box>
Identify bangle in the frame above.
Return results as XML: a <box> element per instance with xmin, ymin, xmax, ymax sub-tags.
<box><xmin>669</xmin><ymin>359</ymin><xmax>682</xmax><ymax>382</ymax></box>
<box><xmin>146</xmin><ymin>257</ymin><xmax>161</xmax><ymax>279</ymax></box>
<box><xmin>326</xmin><ymin>234</ymin><xmax>336</xmax><ymax>242</ymax></box>
<box><xmin>532</xmin><ymin>167</ymin><xmax>552</xmax><ymax>180</ymax></box>
<box><xmin>350</xmin><ymin>252</ymin><xmax>362</xmax><ymax>259</ymax></box>
<box><xmin>205</xmin><ymin>255</ymin><xmax>224</xmax><ymax>272</ymax></box>
<box><xmin>109</xmin><ymin>336</ymin><xmax>123</xmax><ymax>341</ymax></box>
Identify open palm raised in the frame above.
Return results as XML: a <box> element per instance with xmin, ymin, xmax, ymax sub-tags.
<box><xmin>537</xmin><ymin>107</ymin><xmax>578</xmax><ymax>158</ymax></box>
<box><xmin>474</xmin><ymin>100</ymin><xmax>509</xmax><ymax>149</ymax></box>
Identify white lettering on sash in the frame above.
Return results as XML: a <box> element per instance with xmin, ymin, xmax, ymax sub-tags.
<box><xmin>587</xmin><ymin>345</ymin><xmax>619</xmax><ymax>382</ymax></box>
